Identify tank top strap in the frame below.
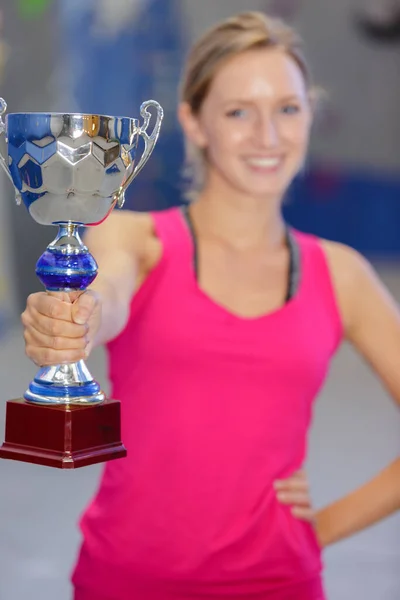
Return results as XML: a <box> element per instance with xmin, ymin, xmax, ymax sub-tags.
<box><xmin>150</xmin><ymin>206</ymin><xmax>194</xmax><ymax>265</ymax></box>
<box><xmin>125</xmin><ymin>207</ymin><xmax>193</xmax><ymax>321</ymax></box>
<box><xmin>293</xmin><ymin>229</ymin><xmax>344</xmax><ymax>349</ymax></box>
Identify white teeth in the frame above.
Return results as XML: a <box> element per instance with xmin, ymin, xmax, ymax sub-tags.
<box><xmin>246</xmin><ymin>157</ymin><xmax>281</xmax><ymax>168</ymax></box>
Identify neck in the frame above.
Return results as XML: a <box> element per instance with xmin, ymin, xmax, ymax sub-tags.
<box><xmin>189</xmin><ymin>174</ymin><xmax>286</xmax><ymax>251</ymax></box>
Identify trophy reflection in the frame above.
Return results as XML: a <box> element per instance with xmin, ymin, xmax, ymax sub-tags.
<box><xmin>0</xmin><ymin>97</ymin><xmax>163</xmax><ymax>468</ymax></box>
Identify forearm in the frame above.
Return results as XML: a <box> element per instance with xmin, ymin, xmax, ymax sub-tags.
<box><xmin>89</xmin><ymin>253</ymin><xmax>137</xmax><ymax>347</ymax></box>
<box><xmin>88</xmin><ymin>279</ymin><xmax>128</xmax><ymax>347</ymax></box>
<box><xmin>315</xmin><ymin>458</ymin><xmax>400</xmax><ymax>547</ymax></box>
<box><xmin>79</xmin><ymin>211</ymin><xmax>152</xmax><ymax>348</ymax></box>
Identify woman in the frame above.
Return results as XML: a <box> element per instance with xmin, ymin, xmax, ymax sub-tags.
<box><xmin>21</xmin><ymin>11</ymin><xmax>400</xmax><ymax>600</ymax></box>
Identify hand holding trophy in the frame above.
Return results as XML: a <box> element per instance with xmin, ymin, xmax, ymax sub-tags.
<box><xmin>0</xmin><ymin>97</ymin><xmax>163</xmax><ymax>468</ymax></box>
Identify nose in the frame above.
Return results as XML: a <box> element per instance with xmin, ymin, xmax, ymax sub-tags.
<box><xmin>253</xmin><ymin>114</ymin><xmax>279</xmax><ymax>147</ymax></box>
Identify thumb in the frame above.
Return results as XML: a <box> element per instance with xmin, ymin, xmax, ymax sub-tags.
<box><xmin>71</xmin><ymin>290</ymin><xmax>99</xmax><ymax>325</ymax></box>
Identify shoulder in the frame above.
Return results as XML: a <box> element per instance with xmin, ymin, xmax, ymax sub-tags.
<box><xmin>319</xmin><ymin>238</ymin><xmax>376</xmax><ymax>289</ymax></box>
<box><xmin>85</xmin><ymin>209</ymin><xmax>154</xmax><ymax>243</ymax></box>
<box><xmin>318</xmin><ymin>242</ymin><xmax>400</xmax><ymax>396</ymax></box>
<box><xmin>319</xmin><ymin>238</ymin><xmax>373</xmax><ymax>281</ymax></box>
<box><xmin>294</xmin><ymin>230</ymin><xmax>372</xmax><ymax>294</ymax></box>
<box><xmin>85</xmin><ymin>209</ymin><xmax>162</xmax><ymax>274</ymax></box>
<box><xmin>317</xmin><ymin>238</ymin><xmax>384</xmax><ymax>333</ymax></box>
<box><xmin>293</xmin><ymin>231</ymin><xmax>371</xmax><ymax>331</ymax></box>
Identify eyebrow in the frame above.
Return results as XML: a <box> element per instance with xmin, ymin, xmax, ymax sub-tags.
<box><xmin>221</xmin><ymin>94</ymin><xmax>304</xmax><ymax>106</ymax></box>
<box><xmin>279</xmin><ymin>94</ymin><xmax>304</xmax><ymax>103</ymax></box>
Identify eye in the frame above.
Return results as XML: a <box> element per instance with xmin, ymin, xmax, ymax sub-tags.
<box><xmin>226</xmin><ymin>108</ymin><xmax>248</xmax><ymax>118</ymax></box>
<box><xmin>280</xmin><ymin>104</ymin><xmax>301</xmax><ymax>115</ymax></box>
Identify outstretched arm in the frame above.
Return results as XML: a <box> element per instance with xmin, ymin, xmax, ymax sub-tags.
<box><xmin>22</xmin><ymin>210</ymin><xmax>160</xmax><ymax>367</ymax></box>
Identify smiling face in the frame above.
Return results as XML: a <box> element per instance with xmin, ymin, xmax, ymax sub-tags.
<box><xmin>179</xmin><ymin>47</ymin><xmax>313</xmax><ymax>201</ymax></box>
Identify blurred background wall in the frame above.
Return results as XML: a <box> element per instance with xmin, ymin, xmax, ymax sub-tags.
<box><xmin>0</xmin><ymin>1</ymin><xmax>399</xmax><ymax>599</ymax></box>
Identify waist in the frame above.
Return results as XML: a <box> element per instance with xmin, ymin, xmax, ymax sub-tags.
<box><xmin>73</xmin><ymin>483</ymin><xmax>322</xmax><ymax>594</ymax></box>
<box><xmin>73</xmin><ymin>562</ymin><xmax>324</xmax><ymax>600</ymax></box>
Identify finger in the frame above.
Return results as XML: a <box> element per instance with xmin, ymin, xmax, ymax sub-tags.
<box><xmin>24</xmin><ymin>326</ymin><xmax>87</xmax><ymax>352</ymax></box>
<box><xmin>291</xmin><ymin>506</ymin><xmax>315</xmax><ymax>523</ymax></box>
<box><xmin>291</xmin><ymin>469</ymin><xmax>307</xmax><ymax>479</ymax></box>
<box><xmin>274</xmin><ymin>469</ymin><xmax>306</xmax><ymax>485</ymax></box>
<box><xmin>25</xmin><ymin>345</ymin><xmax>86</xmax><ymax>367</ymax></box>
<box><xmin>276</xmin><ymin>491</ymin><xmax>311</xmax><ymax>506</ymax></box>
<box><xmin>274</xmin><ymin>478</ymin><xmax>309</xmax><ymax>492</ymax></box>
<box><xmin>276</xmin><ymin>469</ymin><xmax>307</xmax><ymax>483</ymax></box>
<box><xmin>22</xmin><ymin>307</ymin><xmax>87</xmax><ymax>339</ymax></box>
<box><xmin>26</xmin><ymin>293</ymin><xmax>73</xmax><ymax>322</ymax></box>
<box><xmin>71</xmin><ymin>290</ymin><xmax>100</xmax><ymax>325</ymax></box>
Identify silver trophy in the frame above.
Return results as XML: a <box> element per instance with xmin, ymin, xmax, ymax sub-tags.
<box><xmin>0</xmin><ymin>97</ymin><xmax>163</xmax><ymax>468</ymax></box>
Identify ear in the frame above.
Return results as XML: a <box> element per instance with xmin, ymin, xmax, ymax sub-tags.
<box><xmin>178</xmin><ymin>102</ymin><xmax>207</xmax><ymax>149</ymax></box>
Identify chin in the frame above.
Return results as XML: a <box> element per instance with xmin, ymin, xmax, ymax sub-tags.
<box><xmin>235</xmin><ymin>173</ymin><xmax>293</xmax><ymax>199</ymax></box>
<box><xmin>240</xmin><ymin>182</ymin><xmax>289</xmax><ymax>200</ymax></box>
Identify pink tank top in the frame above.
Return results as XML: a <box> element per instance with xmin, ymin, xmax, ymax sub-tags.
<box><xmin>72</xmin><ymin>207</ymin><xmax>343</xmax><ymax>600</ymax></box>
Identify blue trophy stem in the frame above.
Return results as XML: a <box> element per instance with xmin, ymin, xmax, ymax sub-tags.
<box><xmin>36</xmin><ymin>223</ymin><xmax>98</xmax><ymax>292</ymax></box>
<box><xmin>25</xmin><ymin>223</ymin><xmax>105</xmax><ymax>405</ymax></box>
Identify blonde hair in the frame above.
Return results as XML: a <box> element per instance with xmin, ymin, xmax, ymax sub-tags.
<box><xmin>179</xmin><ymin>11</ymin><xmax>319</xmax><ymax>200</ymax></box>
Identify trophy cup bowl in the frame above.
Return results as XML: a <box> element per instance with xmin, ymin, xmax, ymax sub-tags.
<box><xmin>0</xmin><ymin>97</ymin><xmax>163</xmax><ymax>468</ymax></box>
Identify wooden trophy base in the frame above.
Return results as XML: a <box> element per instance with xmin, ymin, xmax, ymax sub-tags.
<box><xmin>0</xmin><ymin>398</ymin><xmax>127</xmax><ymax>469</ymax></box>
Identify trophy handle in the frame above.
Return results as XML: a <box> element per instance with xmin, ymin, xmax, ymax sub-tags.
<box><xmin>116</xmin><ymin>99</ymin><xmax>164</xmax><ymax>208</ymax></box>
<box><xmin>0</xmin><ymin>98</ymin><xmax>22</xmax><ymax>205</ymax></box>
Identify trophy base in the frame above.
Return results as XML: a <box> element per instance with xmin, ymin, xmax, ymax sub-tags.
<box><xmin>0</xmin><ymin>398</ymin><xmax>127</xmax><ymax>469</ymax></box>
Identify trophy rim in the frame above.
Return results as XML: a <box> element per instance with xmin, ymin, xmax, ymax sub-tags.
<box><xmin>5</xmin><ymin>111</ymin><xmax>139</xmax><ymax>123</ymax></box>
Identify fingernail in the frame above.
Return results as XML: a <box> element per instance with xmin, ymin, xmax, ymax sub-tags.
<box><xmin>274</xmin><ymin>480</ymin><xmax>283</xmax><ymax>488</ymax></box>
<box><xmin>75</xmin><ymin>311</ymin><xmax>88</xmax><ymax>325</ymax></box>
<box><xmin>276</xmin><ymin>492</ymin><xmax>287</xmax><ymax>501</ymax></box>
